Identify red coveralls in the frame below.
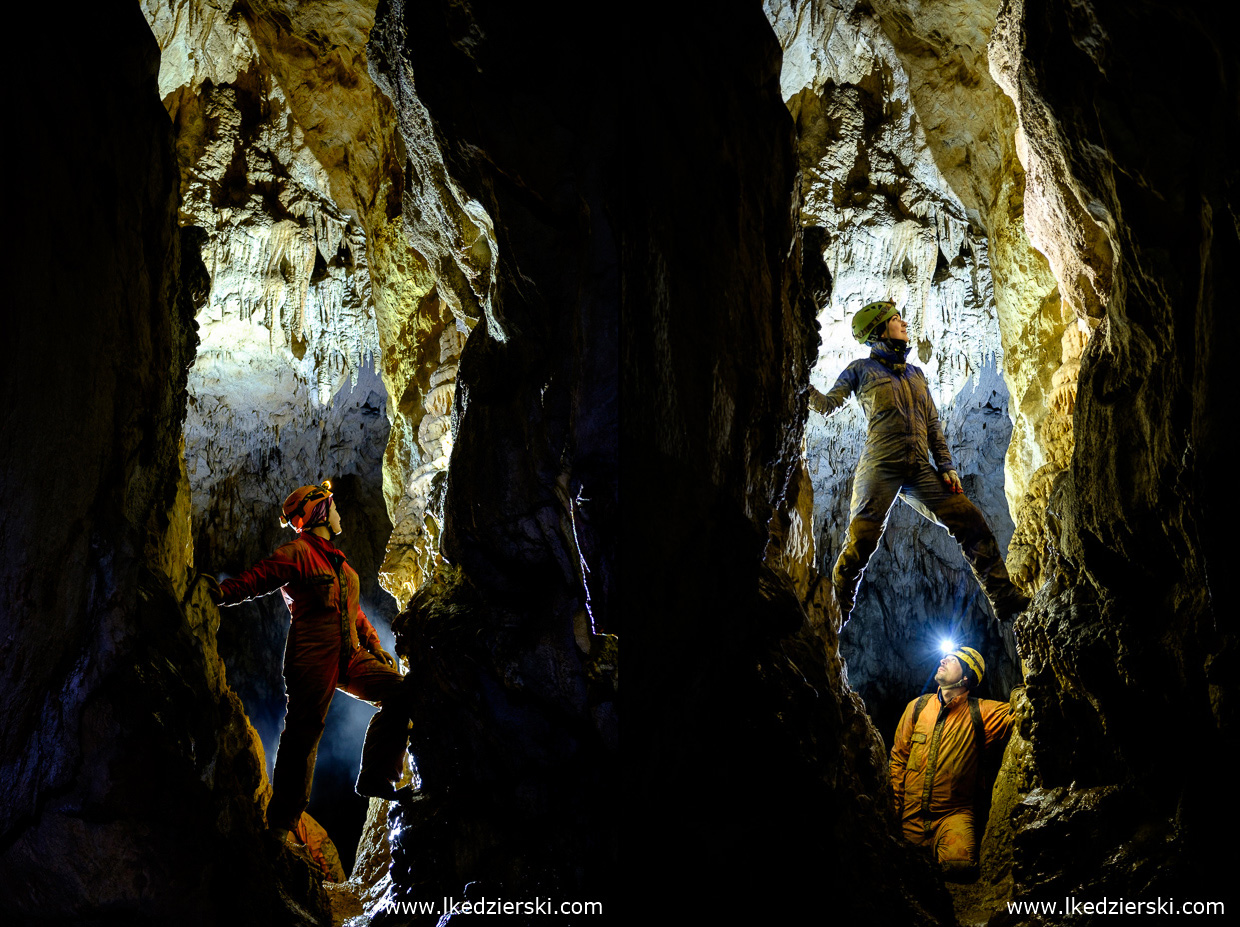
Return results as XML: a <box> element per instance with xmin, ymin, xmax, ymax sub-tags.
<box><xmin>219</xmin><ymin>532</ymin><xmax>409</xmax><ymax>832</ymax></box>
<box><xmin>889</xmin><ymin>689</ymin><xmax>1012</xmax><ymax>875</ymax></box>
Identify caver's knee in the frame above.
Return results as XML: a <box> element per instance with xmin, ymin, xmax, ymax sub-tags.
<box><xmin>934</xmin><ymin>494</ymin><xmax>991</xmax><ymax>542</ymax></box>
<box><xmin>282</xmin><ymin>695</ymin><xmax>331</xmax><ymax>736</ymax></box>
<box><xmin>839</xmin><ymin>516</ymin><xmax>884</xmax><ymax>563</ymax></box>
<box><xmin>932</xmin><ymin>811</ymin><xmax>977</xmax><ymax>866</ymax></box>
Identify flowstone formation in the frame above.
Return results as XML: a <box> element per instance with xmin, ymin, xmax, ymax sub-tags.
<box><xmin>225</xmin><ymin>0</ymin><xmax>496</xmax><ymax>606</ymax></box>
<box><xmin>765</xmin><ymin>0</ymin><xmax>1020</xmax><ymax>739</ymax></box>
<box><xmin>142</xmin><ymin>0</ymin><xmax>391</xmax><ymax>583</ymax></box>
<box><xmin>863</xmin><ymin>0</ymin><xmax>1076</xmax><ymax>595</ymax></box>
<box><xmin>142</xmin><ymin>0</ymin><xmax>488</xmax><ymax>619</ymax></box>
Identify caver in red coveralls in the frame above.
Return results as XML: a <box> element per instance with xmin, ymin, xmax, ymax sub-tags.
<box><xmin>217</xmin><ymin>530</ymin><xmax>410</xmax><ymax>832</ymax></box>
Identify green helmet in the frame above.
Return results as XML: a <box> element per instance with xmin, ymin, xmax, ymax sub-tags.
<box><xmin>851</xmin><ymin>300</ymin><xmax>898</xmax><ymax>345</ymax></box>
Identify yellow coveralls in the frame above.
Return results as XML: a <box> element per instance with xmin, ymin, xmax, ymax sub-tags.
<box><xmin>294</xmin><ymin>812</ymin><xmax>347</xmax><ymax>882</ymax></box>
<box><xmin>889</xmin><ymin>689</ymin><xmax>1012</xmax><ymax>875</ymax></box>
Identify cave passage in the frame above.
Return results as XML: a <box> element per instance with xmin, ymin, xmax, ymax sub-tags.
<box><xmin>781</xmin><ymin>0</ymin><xmax>1024</xmax><ymax>757</ymax></box>
<box><xmin>4</xmin><ymin>1</ymin><xmax>1229</xmax><ymax>924</ymax></box>
<box><xmin>193</xmin><ymin>353</ymin><xmax>399</xmax><ymax>876</ymax></box>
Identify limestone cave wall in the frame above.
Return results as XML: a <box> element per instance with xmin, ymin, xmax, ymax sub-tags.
<box><xmin>759</xmin><ymin>0</ymin><xmax>1235</xmax><ymax>920</ymax></box>
<box><xmin>623</xmin><ymin>4</ymin><xmax>956</xmax><ymax>921</ymax></box>
<box><xmin>361</xmin><ymin>0</ymin><xmax>620</xmax><ymax>910</ymax></box>
<box><xmin>766</xmin><ymin>0</ymin><xmax>1022</xmax><ymax>740</ymax></box>
<box><xmin>141</xmin><ymin>0</ymin><xmax>400</xmax><ymax>872</ymax></box>
<box><xmin>989</xmin><ymin>0</ymin><xmax>1234</xmax><ymax>912</ymax></box>
<box><xmin>2</xmin><ymin>5</ymin><xmax>328</xmax><ymax>923</ymax></box>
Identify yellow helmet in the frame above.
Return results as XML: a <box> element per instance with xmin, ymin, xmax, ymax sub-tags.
<box><xmin>952</xmin><ymin>646</ymin><xmax>986</xmax><ymax>687</ymax></box>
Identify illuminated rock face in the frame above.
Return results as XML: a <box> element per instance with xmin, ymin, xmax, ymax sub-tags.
<box><xmin>989</xmin><ymin>0</ymin><xmax>1232</xmax><ymax>907</ymax></box>
<box><xmin>226</xmin><ymin>0</ymin><xmax>494</xmax><ymax>606</ymax></box>
<box><xmin>141</xmin><ymin>0</ymin><xmax>388</xmax><ymax>572</ymax></box>
<box><xmin>363</xmin><ymin>0</ymin><xmax>620</xmax><ymax>905</ymax></box>
<box><xmin>140</xmin><ymin>1</ymin><xmax>400</xmax><ymax>872</ymax></box>
<box><xmin>142</xmin><ymin>0</ymin><xmax>482</xmax><ymax>611</ymax></box>
<box><xmin>861</xmin><ymin>0</ymin><xmax>1077</xmax><ymax>594</ymax></box>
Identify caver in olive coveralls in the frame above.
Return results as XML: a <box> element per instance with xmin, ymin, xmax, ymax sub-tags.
<box><xmin>889</xmin><ymin>689</ymin><xmax>1012</xmax><ymax>875</ymax></box>
<box><xmin>810</xmin><ymin>339</ymin><xmax>1024</xmax><ymax>620</ymax></box>
<box><xmin>219</xmin><ymin>532</ymin><xmax>410</xmax><ymax>832</ymax></box>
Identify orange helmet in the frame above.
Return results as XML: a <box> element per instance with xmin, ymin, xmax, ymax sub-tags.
<box><xmin>280</xmin><ymin>480</ymin><xmax>333</xmax><ymax>531</ymax></box>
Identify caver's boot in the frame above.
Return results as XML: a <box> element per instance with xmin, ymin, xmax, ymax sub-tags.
<box><xmin>355</xmin><ymin>770</ymin><xmax>398</xmax><ymax>800</ymax></box>
<box><xmin>356</xmin><ymin>710</ymin><xmax>412</xmax><ymax>800</ymax></box>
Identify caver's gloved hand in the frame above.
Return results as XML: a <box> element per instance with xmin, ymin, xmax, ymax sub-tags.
<box><xmin>942</xmin><ymin>469</ymin><xmax>964</xmax><ymax>494</ymax></box>
<box><xmin>370</xmin><ymin>646</ymin><xmax>398</xmax><ymax>668</ymax></box>
<box><xmin>808</xmin><ymin>388</ymin><xmax>830</xmax><ymax>415</ymax></box>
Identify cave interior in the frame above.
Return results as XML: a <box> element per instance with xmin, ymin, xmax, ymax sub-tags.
<box><xmin>2</xmin><ymin>0</ymin><xmax>1234</xmax><ymax>924</ymax></box>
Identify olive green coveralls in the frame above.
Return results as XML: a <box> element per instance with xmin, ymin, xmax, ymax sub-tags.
<box><xmin>811</xmin><ymin>340</ymin><xmax>1024</xmax><ymax>621</ymax></box>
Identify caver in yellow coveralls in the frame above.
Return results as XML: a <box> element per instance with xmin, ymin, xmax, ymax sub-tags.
<box><xmin>889</xmin><ymin>688</ymin><xmax>1012</xmax><ymax>876</ymax></box>
<box><xmin>810</xmin><ymin>338</ymin><xmax>1026</xmax><ymax>623</ymax></box>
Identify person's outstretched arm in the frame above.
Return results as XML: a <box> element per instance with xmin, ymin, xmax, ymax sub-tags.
<box><xmin>809</xmin><ymin>363</ymin><xmax>861</xmax><ymax>417</ymax></box>
<box><xmin>214</xmin><ymin>545</ymin><xmax>302</xmax><ymax>606</ymax></box>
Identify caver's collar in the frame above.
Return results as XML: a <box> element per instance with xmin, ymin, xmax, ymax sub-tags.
<box><xmin>302</xmin><ymin>531</ymin><xmax>346</xmax><ymax>559</ymax></box>
<box><xmin>870</xmin><ymin>338</ymin><xmax>911</xmax><ymax>371</ymax></box>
